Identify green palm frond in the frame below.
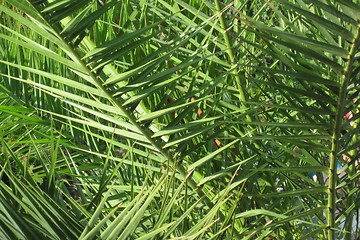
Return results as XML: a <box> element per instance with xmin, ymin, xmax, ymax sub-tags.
<box><xmin>0</xmin><ymin>0</ymin><xmax>360</xmax><ymax>239</ymax></box>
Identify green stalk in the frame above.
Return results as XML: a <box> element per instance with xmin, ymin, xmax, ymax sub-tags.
<box><xmin>327</xmin><ymin>24</ymin><xmax>360</xmax><ymax>240</ymax></box>
<box><xmin>213</xmin><ymin>0</ymin><xmax>250</xmax><ymax>117</ymax></box>
<box><xmin>328</xmin><ymin>134</ymin><xmax>339</xmax><ymax>240</ymax></box>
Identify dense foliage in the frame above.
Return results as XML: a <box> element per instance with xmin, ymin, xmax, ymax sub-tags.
<box><xmin>0</xmin><ymin>0</ymin><xmax>359</xmax><ymax>239</ymax></box>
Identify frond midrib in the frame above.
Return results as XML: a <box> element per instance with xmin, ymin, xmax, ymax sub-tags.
<box><xmin>327</xmin><ymin>23</ymin><xmax>360</xmax><ymax>240</ymax></box>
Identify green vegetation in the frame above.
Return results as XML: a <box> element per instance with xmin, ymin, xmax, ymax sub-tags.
<box><xmin>0</xmin><ymin>0</ymin><xmax>359</xmax><ymax>239</ymax></box>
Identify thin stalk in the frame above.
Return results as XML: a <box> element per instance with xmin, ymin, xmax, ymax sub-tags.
<box><xmin>327</xmin><ymin>24</ymin><xmax>360</xmax><ymax>240</ymax></box>
<box><xmin>213</xmin><ymin>1</ymin><xmax>250</xmax><ymax>118</ymax></box>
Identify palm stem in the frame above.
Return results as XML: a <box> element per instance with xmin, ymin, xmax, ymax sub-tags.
<box><xmin>213</xmin><ymin>1</ymin><xmax>249</xmax><ymax>114</ymax></box>
<box><xmin>328</xmin><ymin>24</ymin><xmax>360</xmax><ymax>240</ymax></box>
